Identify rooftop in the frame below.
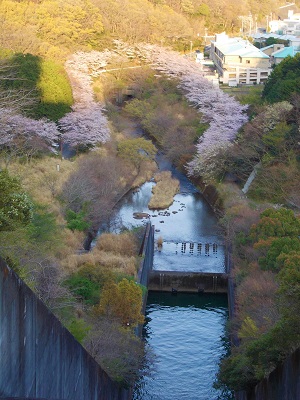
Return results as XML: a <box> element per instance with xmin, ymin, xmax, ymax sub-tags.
<box><xmin>272</xmin><ymin>46</ymin><xmax>297</xmax><ymax>58</ymax></box>
<box><xmin>213</xmin><ymin>36</ymin><xmax>269</xmax><ymax>59</ymax></box>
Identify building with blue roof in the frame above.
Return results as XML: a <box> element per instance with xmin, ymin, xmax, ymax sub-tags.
<box><xmin>271</xmin><ymin>46</ymin><xmax>299</xmax><ymax>64</ymax></box>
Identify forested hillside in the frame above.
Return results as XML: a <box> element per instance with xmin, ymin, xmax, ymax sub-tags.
<box><xmin>0</xmin><ymin>0</ymin><xmax>292</xmax><ymax>57</ymax></box>
<box><xmin>1</xmin><ymin>0</ymin><xmax>300</xmax><ymax>394</ymax></box>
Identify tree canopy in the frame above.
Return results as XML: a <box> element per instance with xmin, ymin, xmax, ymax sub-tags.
<box><xmin>263</xmin><ymin>53</ymin><xmax>300</xmax><ymax>103</ymax></box>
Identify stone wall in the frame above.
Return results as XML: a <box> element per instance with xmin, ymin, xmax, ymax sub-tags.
<box><xmin>0</xmin><ymin>258</ymin><xmax>130</xmax><ymax>400</ymax></box>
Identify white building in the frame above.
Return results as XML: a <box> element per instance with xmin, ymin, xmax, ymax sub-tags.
<box><xmin>269</xmin><ymin>10</ymin><xmax>300</xmax><ymax>35</ymax></box>
<box><xmin>210</xmin><ymin>33</ymin><xmax>270</xmax><ymax>86</ymax></box>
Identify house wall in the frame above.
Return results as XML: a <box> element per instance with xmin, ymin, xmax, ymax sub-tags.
<box><xmin>223</xmin><ymin>57</ymin><xmax>269</xmax><ymax>69</ymax></box>
<box><xmin>222</xmin><ymin>67</ymin><xmax>270</xmax><ymax>85</ymax></box>
<box><xmin>262</xmin><ymin>44</ymin><xmax>284</xmax><ymax>56</ymax></box>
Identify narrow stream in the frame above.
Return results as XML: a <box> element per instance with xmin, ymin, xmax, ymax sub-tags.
<box><xmin>109</xmin><ymin>155</ymin><xmax>230</xmax><ymax>399</ymax></box>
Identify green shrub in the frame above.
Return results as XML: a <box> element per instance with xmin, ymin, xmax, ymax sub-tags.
<box><xmin>67</xmin><ymin>318</ymin><xmax>90</xmax><ymax>343</ymax></box>
<box><xmin>0</xmin><ymin>170</ymin><xmax>33</xmax><ymax>231</ymax></box>
<box><xmin>65</xmin><ymin>274</ymin><xmax>100</xmax><ymax>305</ymax></box>
<box><xmin>66</xmin><ymin>209</ymin><xmax>90</xmax><ymax>232</ymax></box>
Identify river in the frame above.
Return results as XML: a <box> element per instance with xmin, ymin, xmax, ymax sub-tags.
<box><xmin>109</xmin><ymin>155</ymin><xmax>230</xmax><ymax>399</ymax></box>
<box><xmin>133</xmin><ymin>292</ymin><xmax>230</xmax><ymax>400</ymax></box>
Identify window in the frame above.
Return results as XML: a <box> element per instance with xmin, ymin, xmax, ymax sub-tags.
<box><xmin>246</xmin><ymin>60</ymin><xmax>250</xmax><ymax>64</ymax></box>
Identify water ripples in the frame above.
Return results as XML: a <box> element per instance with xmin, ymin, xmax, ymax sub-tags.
<box><xmin>133</xmin><ymin>293</ymin><xmax>232</xmax><ymax>400</ymax></box>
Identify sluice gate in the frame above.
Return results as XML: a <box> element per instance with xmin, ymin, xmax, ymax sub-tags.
<box><xmin>148</xmin><ymin>270</ymin><xmax>228</xmax><ymax>294</ymax></box>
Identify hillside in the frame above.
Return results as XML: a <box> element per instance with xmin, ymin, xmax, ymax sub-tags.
<box><xmin>0</xmin><ymin>0</ymin><xmax>290</xmax><ymax>58</ymax></box>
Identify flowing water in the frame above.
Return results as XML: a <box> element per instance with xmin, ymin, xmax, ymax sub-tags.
<box><xmin>111</xmin><ymin>155</ymin><xmax>225</xmax><ymax>273</ymax></box>
<box><xmin>109</xmin><ymin>156</ymin><xmax>230</xmax><ymax>399</ymax></box>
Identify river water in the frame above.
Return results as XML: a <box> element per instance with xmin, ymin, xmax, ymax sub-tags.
<box><xmin>112</xmin><ymin>155</ymin><xmax>225</xmax><ymax>273</ymax></box>
<box><xmin>133</xmin><ymin>292</ymin><xmax>230</xmax><ymax>400</ymax></box>
<box><xmin>110</xmin><ymin>156</ymin><xmax>230</xmax><ymax>399</ymax></box>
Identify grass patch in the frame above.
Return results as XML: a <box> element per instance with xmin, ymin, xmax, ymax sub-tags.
<box><xmin>220</xmin><ymin>85</ymin><xmax>264</xmax><ymax>106</ymax></box>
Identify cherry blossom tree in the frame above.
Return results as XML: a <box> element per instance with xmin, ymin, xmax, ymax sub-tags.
<box><xmin>58</xmin><ymin>104</ymin><xmax>110</xmax><ymax>146</ymax></box>
<box><xmin>0</xmin><ymin>108</ymin><xmax>60</xmax><ymax>162</ymax></box>
<box><xmin>61</xmin><ymin>42</ymin><xmax>248</xmax><ymax>172</ymax></box>
<box><xmin>58</xmin><ymin>50</ymin><xmax>116</xmax><ymax>148</ymax></box>
<box><xmin>131</xmin><ymin>43</ymin><xmax>248</xmax><ymax>181</ymax></box>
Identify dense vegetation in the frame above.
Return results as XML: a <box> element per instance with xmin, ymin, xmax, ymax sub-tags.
<box><xmin>263</xmin><ymin>53</ymin><xmax>300</xmax><ymax>103</ymax></box>
<box><xmin>212</xmin><ymin>55</ymin><xmax>300</xmax><ymax>392</ymax></box>
<box><xmin>217</xmin><ymin>208</ymin><xmax>300</xmax><ymax>390</ymax></box>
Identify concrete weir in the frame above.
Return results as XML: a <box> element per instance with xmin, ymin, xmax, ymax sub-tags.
<box><xmin>148</xmin><ymin>271</ymin><xmax>228</xmax><ymax>294</ymax></box>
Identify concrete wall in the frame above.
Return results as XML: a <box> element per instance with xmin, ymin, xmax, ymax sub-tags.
<box><xmin>148</xmin><ymin>271</ymin><xmax>228</xmax><ymax>293</ymax></box>
<box><xmin>0</xmin><ymin>258</ymin><xmax>130</xmax><ymax>400</ymax></box>
<box><xmin>236</xmin><ymin>347</ymin><xmax>300</xmax><ymax>400</ymax></box>
<box><xmin>137</xmin><ymin>223</ymin><xmax>154</xmax><ymax>289</ymax></box>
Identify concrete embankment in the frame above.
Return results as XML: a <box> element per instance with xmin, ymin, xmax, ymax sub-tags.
<box><xmin>0</xmin><ymin>257</ymin><xmax>130</xmax><ymax>400</ymax></box>
<box><xmin>236</xmin><ymin>347</ymin><xmax>300</xmax><ymax>400</ymax></box>
<box><xmin>148</xmin><ymin>271</ymin><xmax>228</xmax><ymax>294</ymax></box>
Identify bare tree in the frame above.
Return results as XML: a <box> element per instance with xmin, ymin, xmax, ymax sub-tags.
<box><xmin>84</xmin><ymin>317</ymin><xmax>145</xmax><ymax>384</ymax></box>
<box><xmin>28</xmin><ymin>259</ymin><xmax>74</xmax><ymax>312</ymax></box>
<box><xmin>61</xmin><ymin>152</ymin><xmax>128</xmax><ymax>235</ymax></box>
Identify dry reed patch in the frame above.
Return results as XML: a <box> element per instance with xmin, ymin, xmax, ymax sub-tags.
<box><xmin>94</xmin><ymin>232</ymin><xmax>138</xmax><ymax>257</ymax></box>
<box><xmin>148</xmin><ymin>171</ymin><xmax>179</xmax><ymax>209</ymax></box>
<box><xmin>94</xmin><ymin>252</ymin><xmax>137</xmax><ymax>276</ymax></box>
<box><xmin>63</xmin><ymin>231</ymin><xmax>140</xmax><ymax>275</ymax></box>
<box><xmin>62</xmin><ymin>251</ymin><xmax>137</xmax><ymax>276</ymax></box>
<box><xmin>57</xmin><ymin>230</ymin><xmax>85</xmax><ymax>264</ymax></box>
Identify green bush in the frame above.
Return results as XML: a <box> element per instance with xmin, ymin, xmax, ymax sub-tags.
<box><xmin>66</xmin><ymin>209</ymin><xmax>90</xmax><ymax>232</ymax></box>
<box><xmin>67</xmin><ymin>318</ymin><xmax>90</xmax><ymax>343</ymax></box>
<box><xmin>0</xmin><ymin>170</ymin><xmax>33</xmax><ymax>231</ymax></box>
<box><xmin>65</xmin><ymin>274</ymin><xmax>100</xmax><ymax>305</ymax></box>
<box><xmin>263</xmin><ymin>53</ymin><xmax>300</xmax><ymax>102</ymax></box>
<box><xmin>28</xmin><ymin>206</ymin><xmax>59</xmax><ymax>243</ymax></box>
